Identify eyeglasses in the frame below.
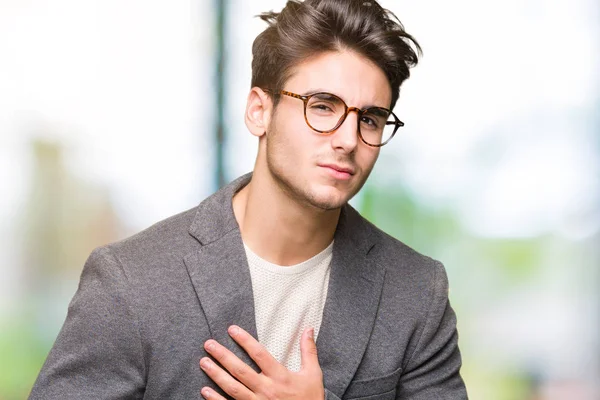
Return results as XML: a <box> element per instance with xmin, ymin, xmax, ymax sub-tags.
<box><xmin>273</xmin><ymin>90</ymin><xmax>404</xmax><ymax>147</ymax></box>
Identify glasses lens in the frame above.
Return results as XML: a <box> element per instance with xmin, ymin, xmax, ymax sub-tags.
<box><xmin>304</xmin><ymin>93</ymin><xmax>400</xmax><ymax>146</ymax></box>
<box><xmin>359</xmin><ymin>108</ymin><xmax>398</xmax><ymax>146</ymax></box>
<box><xmin>305</xmin><ymin>93</ymin><xmax>346</xmax><ymax>132</ymax></box>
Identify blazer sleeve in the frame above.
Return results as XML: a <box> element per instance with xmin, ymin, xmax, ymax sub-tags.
<box><xmin>396</xmin><ymin>261</ymin><xmax>468</xmax><ymax>400</ymax></box>
<box><xmin>29</xmin><ymin>246</ymin><xmax>146</xmax><ymax>400</ymax></box>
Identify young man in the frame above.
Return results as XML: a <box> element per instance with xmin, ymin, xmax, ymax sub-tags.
<box><xmin>30</xmin><ymin>0</ymin><xmax>467</xmax><ymax>399</ymax></box>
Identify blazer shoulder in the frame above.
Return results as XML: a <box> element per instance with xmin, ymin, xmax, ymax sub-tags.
<box><xmin>355</xmin><ymin>208</ymin><xmax>436</xmax><ymax>260</ymax></box>
<box><xmin>357</xmin><ymin>211</ymin><xmax>444</xmax><ymax>281</ymax></box>
<box><xmin>98</xmin><ymin>206</ymin><xmax>201</xmax><ymax>268</ymax></box>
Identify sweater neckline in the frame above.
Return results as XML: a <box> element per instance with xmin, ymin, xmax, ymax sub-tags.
<box><xmin>243</xmin><ymin>241</ymin><xmax>334</xmax><ymax>275</ymax></box>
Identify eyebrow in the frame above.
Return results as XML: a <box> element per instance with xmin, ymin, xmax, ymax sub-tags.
<box><xmin>365</xmin><ymin>108</ymin><xmax>390</xmax><ymax>118</ymax></box>
<box><xmin>301</xmin><ymin>89</ymin><xmax>390</xmax><ymax>110</ymax></box>
<box><xmin>301</xmin><ymin>88</ymin><xmax>328</xmax><ymax>95</ymax></box>
<box><xmin>311</xmin><ymin>92</ymin><xmax>341</xmax><ymax>102</ymax></box>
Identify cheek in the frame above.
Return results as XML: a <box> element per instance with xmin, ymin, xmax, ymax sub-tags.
<box><xmin>279</xmin><ymin>116</ymin><xmax>319</xmax><ymax>154</ymax></box>
<box><xmin>357</xmin><ymin>148</ymin><xmax>380</xmax><ymax>171</ymax></box>
<box><xmin>269</xmin><ymin>114</ymin><xmax>315</xmax><ymax>164</ymax></box>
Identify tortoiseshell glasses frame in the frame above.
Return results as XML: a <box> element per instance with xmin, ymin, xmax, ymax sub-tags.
<box><xmin>267</xmin><ymin>89</ymin><xmax>404</xmax><ymax>147</ymax></box>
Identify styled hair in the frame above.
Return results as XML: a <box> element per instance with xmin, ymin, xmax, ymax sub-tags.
<box><xmin>251</xmin><ymin>0</ymin><xmax>421</xmax><ymax>109</ymax></box>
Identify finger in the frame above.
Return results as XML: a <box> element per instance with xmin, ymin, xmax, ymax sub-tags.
<box><xmin>200</xmin><ymin>386</ymin><xmax>227</xmax><ymax>400</ymax></box>
<box><xmin>228</xmin><ymin>325</ymin><xmax>284</xmax><ymax>375</ymax></box>
<box><xmin>300</xmin><ymin>328</ymin><xmax>321</xmax><ymax>373</ymax></box>
<box><xmin>203</xmin><ymin>339</ymin><xmax>262</xmax><ymax>392</ymax></box>
<box><xmin>199</xmin><ymin>356</ymin><xmax>253</xmax><ymax>400</ymax></box>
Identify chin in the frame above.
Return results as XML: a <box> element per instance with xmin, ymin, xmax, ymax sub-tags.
<box><xmin>304</xmin><ymin>185</ymin><xmax>354</xmax><ymax>211</ymax></box>
<box><xmin>267</xmin><ymin>162</ymin><xmax>360</xmax><ymax>210</ymax></box>
<box><xmin>308</xmin><ymin>198</ymin><xmax>346</xmax><ymax>211</ymax></box>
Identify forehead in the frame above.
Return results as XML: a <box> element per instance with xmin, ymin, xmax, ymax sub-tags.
<box><xmin>284</xmin><ymin>50</ymin><xmax>392</xmax><ymax>108</ymax></box>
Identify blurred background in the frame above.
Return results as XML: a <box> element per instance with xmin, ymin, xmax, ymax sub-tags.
<box><xmin>0</xmin><ymin>0</ymin><xmax>598</xmax><ymax>398</ymax></box>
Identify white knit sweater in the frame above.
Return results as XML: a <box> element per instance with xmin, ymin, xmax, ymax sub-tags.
<box><xmin>244</xmin><ymin>241</ymin><xmax>333</xmax><ymax>372</ymax></box>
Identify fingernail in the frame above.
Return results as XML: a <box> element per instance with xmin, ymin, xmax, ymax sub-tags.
<box><xmin>200</xmin><ymin>358</ymin><xmax>212</xmax><ymax>370</ymax></box>
<box><xmin>228</xmin><ymin>325</ymin><xmax>240</xmax><ymax>336</ymax></box>
<box><xmin>308</xmin><ymin>328</ymin><xmax>314</xmax><ymax>340</ymax></box>
<box><xmin>201</xmin><ymin>387</ymin><xmax>211</xmax><ymax>398</ymax></box>
<box><xmin>205</xmin><ymin>341</ymin><xmax>215</xmax><ymax>351</ymax></box>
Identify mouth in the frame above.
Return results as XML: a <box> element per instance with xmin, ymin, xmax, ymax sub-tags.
<box><xmin>318</xmin><ymin>163</ymin><xmax>356</xmax><ymax>180</ymax></box>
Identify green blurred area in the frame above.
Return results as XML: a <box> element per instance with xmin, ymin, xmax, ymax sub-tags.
<box><xmin>0</xmin><ymin>311</ymin><xmax>49</xmax><ymax>400</ymax></box>
<box><xmin>0</xmin><ymin>140</ymin><xmax>122</xmax><ymax>399</ymax></box>
<box><xmin>358</xmin><ymin>182</ymin><xmax>598</xmax><ymax>399</ymax></box>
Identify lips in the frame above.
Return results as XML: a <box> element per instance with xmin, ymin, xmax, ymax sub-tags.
<box><xmin>319</xmin><ymin>163</ymin><xmax>356</xmax><ymax>175</ymax></box>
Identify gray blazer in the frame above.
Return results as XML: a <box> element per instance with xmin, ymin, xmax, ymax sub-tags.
<box><xmin>30</xmin><ymin>173</ymin><xmax>467</xmax><ymax>400</ymax></box>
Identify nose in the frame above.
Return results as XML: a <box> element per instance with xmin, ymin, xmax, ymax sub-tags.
<box><xmin>330</xmin><ymin>108</ymin><xmax>360</xmax><ymax>153</ymax></box>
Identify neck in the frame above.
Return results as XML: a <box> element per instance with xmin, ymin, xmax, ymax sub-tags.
<box><xmin>232</xmin><ymin>172</ymin><xmax>340</xmax><ymax>266</ymax></box>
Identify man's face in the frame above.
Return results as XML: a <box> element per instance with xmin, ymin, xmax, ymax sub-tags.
<box><xmin>262</xmin><ymin>50</ymin><xmax>392</xmax><ymax>211</ymax></box>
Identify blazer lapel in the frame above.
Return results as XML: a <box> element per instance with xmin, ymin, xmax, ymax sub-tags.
<box><xmin>184</xmin><ymin>173</ymin><xmax>259</xmax><ymax>371</ymax></box>
<box><xmin>316</xmin><ymin>205</ymin><xmax>386</xmax><ymax>397</ymax></box>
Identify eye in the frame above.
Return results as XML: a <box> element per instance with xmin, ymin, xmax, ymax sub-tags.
<box><xmin>314</xmin><ymin>104</ymin><xmax>332</xmax><ymax>111</ymax></box>
<box><xmin>360</xmin><ymin>115</ymin><xmax>378</xmax><ymax>128</ymax></box>
<box><xmin>309</xmin><ymin>102</ymin><xmax>336</xmax><ymax>113</ymax></box>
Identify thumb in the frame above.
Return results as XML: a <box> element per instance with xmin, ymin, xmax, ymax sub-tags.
<box><xmin>300</xmin><ymin>327</ymin><xmax>320</xmax><ymax>372</ymax></box>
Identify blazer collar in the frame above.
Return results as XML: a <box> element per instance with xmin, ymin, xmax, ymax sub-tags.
<box><xmin>188</xmin><ymin>173</ymin><xmax>252</xmax><ymax>245</ymax></box>
<box><xmin>185</xmin><ymin>173</ymin><xmax>385</xmax><ymax>396</ymax></box>
<box><xmin>184</xmin><ymin>173</ymin><xmax>259</xmax><ymax>370</ymax></box>
<box><xmin>316</xmin><ymin>204</ymin><xmax>386</xmax><ymax>396</ymax></box>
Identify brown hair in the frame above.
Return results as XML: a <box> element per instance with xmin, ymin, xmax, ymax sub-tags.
<box><xmin>251</xmin><ymin>0</ymin><xmax>421</xmax><ymax>109</ymax></box>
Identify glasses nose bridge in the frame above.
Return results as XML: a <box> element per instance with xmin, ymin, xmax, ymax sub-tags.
<box><xmin>338</xmin><ymin>105</ymin><xmax>363</xmax><ymax>128</ymax></box>
<box><xmin>346</xmin><ymin>106</ymin><xmax>363</xmax><ymax>117</ymax></box>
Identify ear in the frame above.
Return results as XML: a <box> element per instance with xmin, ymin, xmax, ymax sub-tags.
<box><xmin>244</xmin><ymin>87</ymin><xmax>272</xmax><ymax>138</ymax></box>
